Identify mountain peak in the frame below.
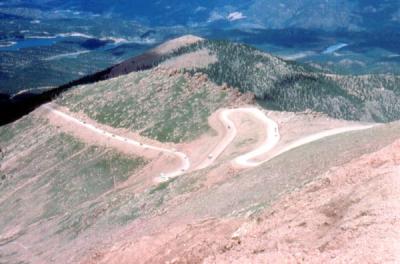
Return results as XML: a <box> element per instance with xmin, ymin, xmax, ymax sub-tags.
<box><xmin>152</xmin><ymin>35</ymin><xmax>204</xmax><ymax>55</ymax></box>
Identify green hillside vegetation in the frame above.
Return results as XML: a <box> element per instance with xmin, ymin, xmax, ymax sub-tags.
<box><xmin>330</xmin><ymin>74</ymin><xmax>400</xmax><ymax>122</ymax></box>
<box><xmin>58</xmin><ymin>69</ymin><xmax>234</xmax><ymax>143</ymax></box>
<box><xmin>166</xmin><ymin>40</ymin><xmax>400</xmax><ymax>122</ymax></box>
<box><xmin>49</xmin><ymin>38</ymin><xmax>400</xmax><ymax>146</ymax></box>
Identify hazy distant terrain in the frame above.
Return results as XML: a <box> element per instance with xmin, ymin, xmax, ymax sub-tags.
<box><xmin>5</xmin><ymin>0</ymin><xmax>399</xmax><ymax>30</ymax></box>
<box><xmin>1</xmin><ymin>0</ymin><xmax>400</xmax><ymax>94</ymax></box>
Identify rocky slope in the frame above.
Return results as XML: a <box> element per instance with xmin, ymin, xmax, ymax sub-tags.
<box><xmin>1</xmin><ymin>35</ymin><xmax>400</xmax><ymax>263</ymax></box>
<box><xmin>207</xmin><ymin>139</ymin><xmax>400</xmax><ymax>263</ymax></box>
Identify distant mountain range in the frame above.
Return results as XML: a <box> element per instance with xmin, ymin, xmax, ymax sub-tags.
<box><xmin>3</xmin><ymin>35</ymin><xmax>400</xmax><ymax>126</ymax></box>
<box><xmin>3</xmin><ymin>0</ymin><xmax>400</xmax><ymax>30</ymax></box>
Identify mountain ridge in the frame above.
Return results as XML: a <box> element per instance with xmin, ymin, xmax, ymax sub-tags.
<box><xmin>4</xmin><ymin>1</ymin><xmax>400</xmax><ymax>31</ymax></box>
<box><xmin>2</xmin><ymin>35</ymin><xmax>400</xmax><ymax>126</ymax></box>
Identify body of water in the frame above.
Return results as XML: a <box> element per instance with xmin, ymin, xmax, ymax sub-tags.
<box><xmin>0</xmin><ymin>37</ymin><xmax>65</xmax><ymax>51</ymax></box>
<box><xmin>0</xmin><ymin>34</ymin><xmax>124</xmax><ymax>52</ymax></box>
<box><xmin>323</xmin><ymin>43</ymin><xmax>349</xmax><ymax>54</ymax></box>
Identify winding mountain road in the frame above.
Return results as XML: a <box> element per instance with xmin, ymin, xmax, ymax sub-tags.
<box><xmin>231</xmin><ymin>108</ymin><xmax>280</xmax><ymax>167</ymax></box>
<box><xmin>43</xmin><ymin>103</ymin><xmax>376</xmax><ymax>181</ymax></box>
<box><xmin>199</xmin><ymin>108</ymin><xmax>375</xmax><ymax>168</ymax></box>
<box><xmin>195</xmin><ymin>108</ymin><xmax>280</xmax><ymax>170</ymax></box>
<box><xmin>270</xmin><ymin>124</ymin><xmax>376</xmax><ymax>162</ymax></box>
<box><xmin>43</xmin><ymin>104</ymin><xmax>190</xmax><ymax>180</ymax></box>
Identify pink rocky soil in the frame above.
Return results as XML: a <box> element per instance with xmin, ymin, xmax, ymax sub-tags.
<box><xmin>84</xmin><ymin>140</ymin><xmax>400</xmax><ymax>264</ymax></box>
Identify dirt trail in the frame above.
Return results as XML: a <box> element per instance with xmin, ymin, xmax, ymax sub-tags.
<box><xmin>230</xmin><ymin>108</ymin><xmax>280</xmax><ymax>168</ymax></box>
<box><xmin>43</xmin><ymin>103</ymin><xmax>190</xmax><ymax>180</ymax></box>
<box><xmin>201</xmin><ymin>107</ymin><xmax>375</xmax><ymax>169</ymax></box>
<box><xmin>196</xmin><ymin>108</ymin><xmax>280</xmax><ymax>169</ymax></box>
<box><xmin>270</xmin><ymin>124</ymin><xmax>377</xmax><ymax>161</ymax></box>
<box><xmin>42</xmin><ymin>103</ymin><xmax>376</xmax><ymax>182</ymax></box>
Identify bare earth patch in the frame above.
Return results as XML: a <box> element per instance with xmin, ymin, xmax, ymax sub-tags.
<box><xmin>204</xmin><ymin>140</ymin><xmax>400</xmax><ymax>263</ymax></box>
<box><xmin>159</xmin><ymin>49</ymin><xmax>217</xmax><ymax>70</ymax></box>
<box><xmin>152</xmin><ymin>35</ymin><xmax>203</xmax><ymax>55</ymax></box>
<box><xmin>78</xmin><ymin>130</ymin><xmax>400</xmax><ymax>264</ymax></box>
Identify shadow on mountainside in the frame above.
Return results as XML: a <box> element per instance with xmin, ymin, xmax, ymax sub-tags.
<box><xmin>0</xmin><ymin>51</ymin><xmax>162</xmax><ymax>126</ymax></box>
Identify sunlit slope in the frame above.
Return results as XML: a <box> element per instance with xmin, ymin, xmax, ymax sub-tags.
<box><xmin>165</xmin><ymin>39</ymin><xmax>400</xmax><ymax>122</ymax></box>
<box><xmin>57</xmin><ymin>68</ymin><xmax>251</xmax><ymax>143</ymax></box>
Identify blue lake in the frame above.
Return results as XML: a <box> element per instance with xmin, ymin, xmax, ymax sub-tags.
<box><xmin>0</xmin><ymin>37</ymin><xmax>65</xmax><ymax>51</ymax></box>
<box><xmin>0</xmin><ymin>36</ymin><xmax>121</xmax><ymax>52</ymax></box>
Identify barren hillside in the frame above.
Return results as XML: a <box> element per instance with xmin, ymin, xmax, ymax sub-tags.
<box><xmin>1</xmin><ymin>36</ymin><xmax>400</xmax><ymax>264</ymax></box>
